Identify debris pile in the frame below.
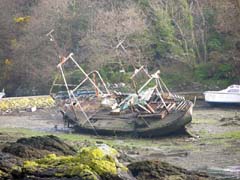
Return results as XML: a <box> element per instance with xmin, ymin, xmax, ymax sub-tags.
<box><xmin>0</xmin><ymin>96</ymin><xmax>55</xmax><ymax>114</ymax></box>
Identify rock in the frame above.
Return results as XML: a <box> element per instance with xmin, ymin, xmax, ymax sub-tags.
<box><xmin>26</xmin><ymin>106</ymin><xmax>37</xmax><ymax>112</ymax></box>
<box><xmin>0</xmin><ymin>152</ymin><xmax>23</xmax><ymax>179</ymax></box>
<box><xmin>220</xmin><ymin>116</ymin><xmax>240</xmax><ymax>126</ymax></box>
<box><xmin>1</xmin><ymin>136</ymin><xmax>214</xmax><ymax>180</ymax></box>
<box><xmin>22</xmin><ymin>177</ymin><xmax>88</xmax><ymax>180</ymax></box>
<box><xmin>119</xmin><ymin>152</ymin><xmax>135</xmax><ymax>163</ymax></box>
<box><xmin>21</xmin><ymin>145</ymin><xmax>131</xmax><ymax>180</ymax></box>
<box><xmin>0</xmin><ymin>169</ymin><xmax>9</xmax><ymax>179</ymax></box>
<box><xmin>0</xmin><ymin>138</ymin><xmax>134</xmax><ymax>180</ymax></box>
<box><xmin>2</xmin><ymin>135</ymin><xmax>76</xmax><ymax>159</ymax></box>
<box><xmin>2</xmin><ymin>143</ymin><xmax>49</xmax><ymax>159</ymax></box>
<box><xmin>128</xmin><ymin>161</ymin><xmax>211</xmax><ymax>180</ymax></box>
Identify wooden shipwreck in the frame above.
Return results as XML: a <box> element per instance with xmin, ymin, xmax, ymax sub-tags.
<box><xmin>51</xmin><ymin>52</ymin><xmax>193</xmax><ymax>137</ymax></box>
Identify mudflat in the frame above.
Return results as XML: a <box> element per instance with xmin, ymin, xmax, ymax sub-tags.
<box><xmin>0</xmin><ymin>102</ymin><xmax>239</xmax><ymax>179</ymax></box>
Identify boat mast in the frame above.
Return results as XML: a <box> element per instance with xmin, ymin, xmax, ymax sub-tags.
<box><xmin>47</xmin><ymin>30</ymin><xmax>108</xmax><ymax>135</ymax></box>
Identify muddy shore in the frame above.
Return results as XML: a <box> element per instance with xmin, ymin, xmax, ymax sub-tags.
<box><xmin>0</xmin><ymin>101</ymin><xmax>240</xmax><ymax>179</ymax></box>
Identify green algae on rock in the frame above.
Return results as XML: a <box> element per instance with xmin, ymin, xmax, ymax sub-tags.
<box><xmin>22</xmin><ymin>145</ymin><xmax>128</xmax><ymax>180</ymax></box>
<box><xmin>0</xmin><ymin>151</ymin><xmax>23</xmax><ymax>179</ymax></box>
<box><xmin>0</xmin><ymin>169</ymin><xmax>9</xmax><ymax>179</ymax></box>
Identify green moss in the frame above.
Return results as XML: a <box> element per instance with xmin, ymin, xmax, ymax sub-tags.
<box><xmin>177</xmin><ymin>144</ymin><xmax>195</xmax><ymax>151</ymax></box>
<box><xmin>192</xmin><ymin>118</ymin><xmax>217</xmax><ymax>124</ymax></box>
<box><xmin>213</xmin><ymin>131</ymin><xmax>240</xmax><ymax>139</ymax></box>
<box><xmin>89</xmin><ymin>159</ymin><xmax>117</xmax><ymax>175</ymax></box>
<box><xmin>201</xmin><ymin>138</ymin><xmax>230</xmax><ymax>147</ymax></box>
<box><xmin>167</xmin><ymin>175</ymin><xmax>184</xmax><ymax>180</ymax></box>
<box><xmin>197</xmin><ymin>130</ymin><xmax>210</xmax><ymax>138</ymax></box>
<box><xmin>23</xmin><ymin>161</ymin><xmax>38</xmax><ymax>171</ymax></box>
<box><xmin>78</xmin><ymin>146</ymin><xmax>120</xmax><ymax>175</ymax></box>
<box><xmin>22</xmin><ymin>146</ymin><xmax>127</xmax><ymax>178</ymax></box>
<box><xmin>62</xmin><ymin>164</ymin><xmax>98</xmax><ymax>180</ymax></box>
<box><xmin>36</xmin><ymin>153</ymin><xmax>74</xmax><ymax>166</ymax></box>
<box><xmin>0</xmin><ymin>169</ymin><xmax>8</xmax><ymax>178</ymax></box>
<box><xmin>11</xmin><ymin>165</ymin><xmax>22</xmax><ymax>174</ymax></box>
<box><xmin>80</xmin><ymin>147</ymin><xmax>105</xmax><ymax>160</ymax></box>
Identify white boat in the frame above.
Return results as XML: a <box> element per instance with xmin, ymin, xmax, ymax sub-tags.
<box><xmin>0</xmin><ymin>89</ymin><xmax>5</xmax><ymax>99</ymax></box>
<box><xmin>204</xmin><ymin>85</ymin><xmax>240</xmax><ymax>105</ymax></box>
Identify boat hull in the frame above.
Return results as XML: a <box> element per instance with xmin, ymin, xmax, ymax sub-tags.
<box><xmin>0</xmin><ymin>93</ymin><xmax>5</xmax><ymax>99</ymax></box>
<box><xmin>204</xmin><ymin>91</ymin><xmax>240</xmax><ymax>105</ymax></box>
<box><xmin>74</xmin><ymin>105</ymin><xmax>193</xmax><ymax>137</ymax></box>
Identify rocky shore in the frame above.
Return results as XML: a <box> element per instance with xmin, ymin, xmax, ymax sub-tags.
<box><xmin>0</xmin><ymin>135</ymin><xmax>211</xmax><ymax>180</ymax></box>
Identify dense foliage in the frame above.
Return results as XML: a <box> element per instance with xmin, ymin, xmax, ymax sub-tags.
<box><xmin>0</xmin><ymin>0</ymin><xmax>239</xmax><ymax>96</ymax></box>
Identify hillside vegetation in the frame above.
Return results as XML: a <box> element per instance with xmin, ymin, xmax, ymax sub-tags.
<box><xmin>0</xmin><ymin>0</ymin><xmax>239</xmax><ymax>96</ymax></box>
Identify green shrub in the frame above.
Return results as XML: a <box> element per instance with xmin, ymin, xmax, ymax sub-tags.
<box><xmin>136</xmin><ymin>0</ymin><xmax>150</xmax><ymax>9</ymax></box>
<box><xmin>99</xmin><ymin>65</ymin><xmax>131</xmax><ymax>84</ymax></box>
<box><xmin>207</xmin><ymin>32</ymin><xmax>224</xmax><ymax>52</ymax></box>
<box><xmin>194</xmin><ymin>63</ymin><xmax>234</xmax><ymax>88</ymax></box>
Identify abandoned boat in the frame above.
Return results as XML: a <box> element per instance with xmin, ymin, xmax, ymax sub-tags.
<box><xmin>204</xmin><ymin>85</ymin><xmax>240</xmax><ymax>105</ymax></box>
<box><xmin>0</xmin><ymin>89</ymin><xmax>5</xmax><ymax>99</ymax></box>
<box><xmin>51</xmin><ymin>52</ymin><xmax>193</xmax><ymax>137</ymax></box>
<box><xmin>74</xmin><ymin>99</ymin><xmax>193</xmax><ymax>137</ymax></box>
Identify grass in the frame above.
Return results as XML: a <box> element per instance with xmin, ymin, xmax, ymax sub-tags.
<box><xmin>201</xmin><ymin>137</ymin><xmax>230</xmax><ymax>147</ymax></box>
<box><xmin>197</xmin><ymin>130</ymin><xmax>240</xmax><ymax>140</ymax></box>
<box><xmin>192</xmin><ymin>118</ymin><xmax>217</xmax><ymax>124</ymax></box>
<box><xmin>0</xmin><ymin>128</ymin><xmax>163</xmax><ymax>149</ymax></box>
<box><xmin>196</xmin><ymin>129</ymin><xmax>210</xmax><ymax>138</ymax></box>
<box><xmin>196</xmin><ymin>130</ymin><xmax>240</xmax><ymax>147</ymax></box>
<box><xmin>0</xmin><ymin>127</ymin><xmax>199</xmax><ymax>154</ymax></box>
<box><xmin>212</xmin><ymin>131</ymin><xmax>240</xmax><ymax>139</ymax></box>
<box><xmin>1</xmin><ymin>127</ymin><xmax>238</xmax><ymax>154</ymax></box>
<box><xmin>0</xmin><ymin>128</ymin><xmax>48</xmax><ymax>137</ymax></box>
<box><xmin>166</xmin><ymin>143</ymin><xmax>196</xmax><ymax>151</ymax></box>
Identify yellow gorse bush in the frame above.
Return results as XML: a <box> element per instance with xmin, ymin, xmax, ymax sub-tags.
<box><xmin>0</xmin><ymin>96</ymin><xmax>55</xmax><ymax>111</ymax></box>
